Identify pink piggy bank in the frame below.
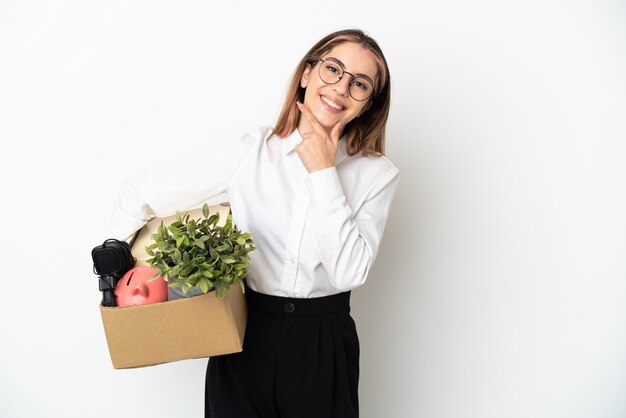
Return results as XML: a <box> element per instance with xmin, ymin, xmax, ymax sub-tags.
<box><xmin>114</xmin><ymin>266</ymin><xmax>167</xmax><ymax>307</ymax></box>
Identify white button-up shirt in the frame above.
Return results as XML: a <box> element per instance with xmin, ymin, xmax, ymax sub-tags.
<box><xmin>108</xmin><ymin>126</ymin><xmax>400</xmax><ymax>298</ymax></box>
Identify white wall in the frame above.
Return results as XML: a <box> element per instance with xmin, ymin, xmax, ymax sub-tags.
<box><xmin>1</xmin><ymin>1</ymin><xmax>624</xmax><ymax>417</ymax></box>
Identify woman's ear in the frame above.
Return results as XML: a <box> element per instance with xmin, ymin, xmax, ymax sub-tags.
<box><xmin>301</xmin><ymin>64</ymin><xmax>312</xmax><ymax>88</ymax></box>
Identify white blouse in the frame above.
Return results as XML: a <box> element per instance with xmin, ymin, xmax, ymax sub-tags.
<box><xmin>108</xmin><ymin>126</ymin><xmax>400</xmax><ymax>298</ymax></box>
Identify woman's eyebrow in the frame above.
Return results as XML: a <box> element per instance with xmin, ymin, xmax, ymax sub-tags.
<box><xmin>326</xmin><ymin>57</ymin><xmax>375</xmax><ymax>85</ymax></box>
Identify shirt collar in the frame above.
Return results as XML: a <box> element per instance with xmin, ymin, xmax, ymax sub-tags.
<box><xmin>281</xmin><ymin>128</ymin><xmax>349</xmax><ymax>166</ymax></box>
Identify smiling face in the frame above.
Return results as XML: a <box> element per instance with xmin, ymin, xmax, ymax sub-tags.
<box><xmin>298</xmin><ymin>42</ymin><xmax>379</xmax><ymax>136</ymax></box>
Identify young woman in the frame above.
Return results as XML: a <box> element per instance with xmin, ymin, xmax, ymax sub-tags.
<box><xmin>108</xmin><ymin>29</ymin><xmax>399</xmax><ymax>418</ymax></box>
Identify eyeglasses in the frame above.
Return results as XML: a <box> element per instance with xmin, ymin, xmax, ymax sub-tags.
<box><xmin>316</xmin><ymin>58</ymin><xmax>375</xmax><ymax>101</ymax></box>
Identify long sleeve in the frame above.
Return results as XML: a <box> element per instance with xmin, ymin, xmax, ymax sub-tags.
<box><xmin>107</xmin><ymin>127</ymin><xmax>258</xmax><ymax>240</ymax></box>
<box><xmin>304</xmin><ymin>165</ymin><xmax>400</xmax><ymax>292</ymax></box>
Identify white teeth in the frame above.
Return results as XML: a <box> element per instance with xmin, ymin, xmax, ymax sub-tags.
<box><xmin>321</xmin><ymin>96</ymin><xmax>344</xmax><ymax>110</ymax></box>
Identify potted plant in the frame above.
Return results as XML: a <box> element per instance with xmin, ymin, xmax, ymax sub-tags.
<box><xmin>145</xmin><ymin>203</ymin><xmax>256</xmax><ymax>300</ymax></box>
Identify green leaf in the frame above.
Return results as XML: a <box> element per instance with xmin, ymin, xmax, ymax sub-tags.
<box><xmin>168</xmin><ymin>225</ymin><xmax>182</xmax><ymax>236</ymax></box>
<box><xmin>170</xmin><ymin>265</ymin><xmax>182</xmax><ymax>276</ymax></box>
<box><xmin>168</xmin><ymin>281</ymin><xmax>184</xmax><ymax>288</ymax></box>
<box><xmin>181</xmin><ymin>263</ymin><xmax>195</xmax><ymax>277</ymax></box>
<box><xmin>222</xmin><ymin>256</ymin><xmax>236</xmax><ymax>264</ymax></box>
<box><xmin>158</xmin><ymin>221</ymin><xmax>167</xmax><ymax>238</ymax></box>
<box><xmin>147</xmin><ymin>272</ymin><xmax>162</xmax><ymax>282</ymax></box>
<box><xmin>215</xmin><ymin>244</ymin><xmax>229</xmax><ymax>252</ymax></box>
<box><xmin>223</xmin><ymin>214</ymin><xmax>233</xmax><ymax>235</ymax></box>
<box><xmin>199</xmin><ymin>278</ymin><xmax>209</xmax><ymax>293</ymax></box>
<box><xmin>203</xmin><ymin>203</ymin><xmax>210</xmax><ymax>219</ymax></box>
<box><xmin>208</xmin><ymin>213</ymin><xmax>219</xmax><ymax>226</ymax></box>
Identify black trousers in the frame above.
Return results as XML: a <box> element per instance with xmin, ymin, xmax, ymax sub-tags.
<box><xmin>205</xmin><ymin>286</ymin><xmax>360</xmax><ymax>418</ymax></box>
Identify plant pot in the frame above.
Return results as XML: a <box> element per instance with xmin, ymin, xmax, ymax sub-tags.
<box><xmin>167</xmin><ymin>280</ymin><xmax>207</xmax><ymax>300</ymax></box>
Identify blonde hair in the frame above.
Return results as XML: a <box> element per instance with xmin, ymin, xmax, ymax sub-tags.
<box><xmin>273</xmin><ymin>29</ymin><xmax>391</xmax><ymax>157</ymax></box>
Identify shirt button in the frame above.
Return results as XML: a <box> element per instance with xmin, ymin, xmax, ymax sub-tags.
<box><xmin>284</xmin><ymin>303</ymin><xmax>295</xmax><ymax>313</ymax></box>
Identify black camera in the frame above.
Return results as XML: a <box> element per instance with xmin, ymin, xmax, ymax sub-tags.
<box><xmin>92</xmin><ymin>233</ymin><xmax>138</xmax><ymax>307</ymax></box>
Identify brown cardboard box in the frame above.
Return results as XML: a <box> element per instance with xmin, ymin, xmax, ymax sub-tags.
<box><xmin>99</xmin><ymin>203</ymin><xmax>247</xmax><ymax>369</ymax></box>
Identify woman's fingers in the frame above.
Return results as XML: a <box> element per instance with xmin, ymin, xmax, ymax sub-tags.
<box><xmin>296</xmin><ymin>101</ymin><xmax>344</xmax><ymax>146</ymax></box>
<box><xmin>296</xmin><ymin>101</ymin><xmax>326</xmax><ymax>136</ymax></box>
<box><xmin>330</xmin><ymin>120</ymin><xmax>345</xmax><ymax>146</ymax></box>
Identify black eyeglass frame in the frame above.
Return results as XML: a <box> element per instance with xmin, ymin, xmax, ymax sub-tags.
<box><xmin>315</xmin><ymin>58</ymin><xmax>376</xmax><ymax>101</ymax></box>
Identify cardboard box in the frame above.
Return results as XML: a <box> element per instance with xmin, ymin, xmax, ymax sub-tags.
<box><xmin>99</xmin><ymin>203</ymin><xmax>247</xmax><ymax>369</ymax></box>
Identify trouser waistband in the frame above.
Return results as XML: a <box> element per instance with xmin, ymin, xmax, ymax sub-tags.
<box><xmin>245</xmin><ymin>286</ymin><xmax>351</xmax><ymax>316</ymax></box>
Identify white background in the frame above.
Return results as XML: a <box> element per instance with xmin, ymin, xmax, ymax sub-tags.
<box><xmin>1</xmin><ymin>1</ymin><xmax>625</xmax><ymax>417</ymax></box>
